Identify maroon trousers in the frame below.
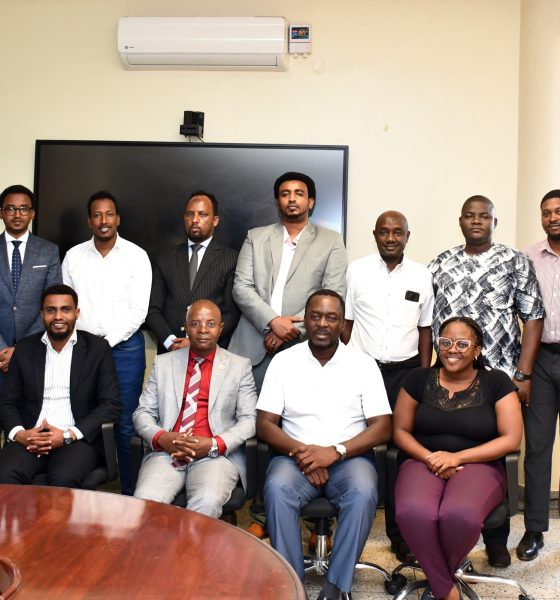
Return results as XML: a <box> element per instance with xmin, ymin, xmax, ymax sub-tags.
<box><xmin>395</xmin><ymin>459</ymin><xmax>506</xmax><ymax>597</ymax></box>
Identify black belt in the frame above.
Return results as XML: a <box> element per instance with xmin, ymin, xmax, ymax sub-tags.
<box><xmin>376</xmin><ymin>355</ymin><xmax>421</xmax><ymax>372</ymax></box>
<box><xmin>541</xmin><ymin>342</ymin><xmax>560</xmax><ymax>354</ymax></box>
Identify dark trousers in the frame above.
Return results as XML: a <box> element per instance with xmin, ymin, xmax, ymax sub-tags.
<box><xmin>0</xmin><ymin>439</ymin><xmax>99</xmax><ymax>488</ymax></box>
<box><xmin>522</xmin><ymin>346</ymin><xmax>560</xmax><ymax>532</ymax></box>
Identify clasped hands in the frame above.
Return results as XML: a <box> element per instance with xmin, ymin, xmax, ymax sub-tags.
<box><xmin>289</xmin><ymin>444</ymin><xmax>340</xmax><ymax>488</ymax></box>
<box><xmin>14</xmin><ymin>419</ymin><xmax>70</xmax><ymax>455</ymax></box>
<box><xmin>424</xmin><ymin>450</ymin><xmax>464</xmax><ymax>480</ymax></box>
<box><xmin>264</xmin><ymin>316</ymin><xmax>303</xmax><ymax>354</ymax></box>
<box><xmin>158</xmin><ymin>430</ymin><xmax>212</xmax><ymax>462</ymax></box>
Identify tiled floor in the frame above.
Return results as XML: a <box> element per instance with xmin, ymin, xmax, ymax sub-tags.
<box><xmin>237</xmin><ymin>504</ymin><xmax>559</xmax><ymax>600</ymax></box>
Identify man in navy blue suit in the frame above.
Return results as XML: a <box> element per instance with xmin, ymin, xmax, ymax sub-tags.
<box><xmin>0</xmin><ymin>185</ymin><xmax>62</xmax><ymax>385</ymax></box>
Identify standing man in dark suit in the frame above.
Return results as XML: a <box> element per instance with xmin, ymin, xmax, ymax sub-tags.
<box><xmin>0</xmin><ymin>185</ymin><xmax>62</xmax><ymax>382</ymax></box>
<box><xmin>146</xmin><ymin>191</ymin><xmax>240</xmax><ymax>352</ymax></box>
<box><xmin>0</xmin><ymin>284</ymin><xmax>121</xmax><ymax>487</ymax></box>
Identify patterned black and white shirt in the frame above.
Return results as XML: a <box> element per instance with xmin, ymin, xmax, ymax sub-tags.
<box><xmin>428</xmin><ymin>243</ymin><xmax>544</xmax><ymax>376</ymax></box>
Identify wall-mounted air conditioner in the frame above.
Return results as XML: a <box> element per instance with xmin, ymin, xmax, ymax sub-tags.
<box><xmin>118</xmin><ymin>16</ymin><xmax>288</xmax><ymax>71</ymax></box>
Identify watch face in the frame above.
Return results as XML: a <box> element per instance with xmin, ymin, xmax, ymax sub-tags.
<box><xmin>514</xmin><ymin>371</ymin><xmax>526</xmax><ymax>381</ymax></box>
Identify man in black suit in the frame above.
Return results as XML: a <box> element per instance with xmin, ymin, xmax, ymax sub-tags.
<box><xmin>146</xmin><ymin>191</ymin><xmax>240</xmax><ymax>352</ymax></box>
<box><xmin>0</xmin><ymin>185</ymin><xmax>62</xmax><ymax>379</ymax></box>
<box><xmin>0</xmin><ymin>284</ymin><xmax>121</xmax><ymax>487</ymax></box>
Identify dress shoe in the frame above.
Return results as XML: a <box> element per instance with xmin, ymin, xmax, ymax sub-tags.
<box><xmin>516</xmin><ymin>530</ymin><xmax>544</xmax><ymax>561</ymax></box>
<box><xmin>308</xmin><ymin>531</ymin><xmax>333</xmax><ymax>554</ymax></box>
<box><xmin>246</xmin><ymin>522</ymin><xmax>267</xmax><ymax>539</ymax></box>
<box><xmin>485</xmin><ymin>541</ymin><xmax>511</xmax><ymax>568</ymax></box>
<box><xmin>420</xmin><ymin>586</ymin><xmax>436</xmax><ymax>600</ymax></box>
<box><xmin>390</xmin><ymin>539</ymin><xmax>415</xmax><ymax>563</ymax></box>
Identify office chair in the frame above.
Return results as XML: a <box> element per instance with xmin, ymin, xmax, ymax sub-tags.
<box><xmin>386</xmin><ymin>449</ymin><xmax>535</xmax><ymax>600</ymax></box>
<box><xmin>258</xmin><ymin>443</ymin><xmax>399</xmax><ymax>599</ymax></box>
<box><xmin>130</xmin><ymin>436</ymin><xmax>256</xmax><ymax>523</ymax></box>
<box><xmin>31</xmin><ymin>422</ymin><xmax>118</xmax><ymax>490</ymax></box>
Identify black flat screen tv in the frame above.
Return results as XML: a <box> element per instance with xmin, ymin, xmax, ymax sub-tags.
<box><xmin>34</xmin><ymin>140</ymin><xmax>348</xmax><ymax>260</ymax></box>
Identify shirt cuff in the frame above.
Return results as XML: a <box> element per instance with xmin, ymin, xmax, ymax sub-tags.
<box><xmin>8</xmin><ymin>426</ymin><xmax>24</xmax><ymax>442</ymax></box>
<box><xmin>152</xmin><ymin>429</ymin><xmax>166</xmax><ymax>450</ymax></box>
<box><xmin>163</xmin><ymin>335</ymin><xmax>175</xmax><ymax>350</ymax></box>
<box><xmin>70</xmin><ymin>426</ymin><xmax>83</xmax><ymax>441</ymax></box>
<box><xmin>215</xmin><ymin>436</ymin><xmax>226</xmax><ymax>455</ymax></box>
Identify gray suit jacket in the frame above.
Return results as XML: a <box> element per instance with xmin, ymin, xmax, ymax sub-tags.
<box><xmin>0</xmin><ymin>233</ymin><xmax>62</xmax><ymax>349</ymax></box>
<box><xmin>132</xmin><ymin>346</ymin><xmax>257</xmax><ymax>489</ymax></box>
<box><xmin>228</xmin><ymin>222</ymin><xmax>347</xmax><ymax>364</ymax></box>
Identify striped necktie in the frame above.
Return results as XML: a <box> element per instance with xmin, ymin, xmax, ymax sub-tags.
<box><xmin>172</xmin><ymin>356</ymin><xmax>205</xmax><ymax>470</ymax></box>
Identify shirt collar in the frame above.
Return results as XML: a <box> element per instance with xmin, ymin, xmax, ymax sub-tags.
<box><xmin>41</xmin><ymin>328</ymin><xmax>78</xmax><ymax>350</ymax></box>
<box><xmin>5</xmin><ymin>230</ymin><xmax>30</xmax><ymax>245</ymax></box>
<box><xmin>282</xmin><ymin>226</ymin><xmax>306</xmax><ymax>246</ymax></box>
<box><xmin>305</xmin><ymin>338</ymin><xmax>345</xmax><ymax>366</ymax></box>
<box><xmin>87</xmin><ymin>233</ymin><xmax>121</xmax><ymax>255</ymax></box>
<box><xmin>189</xmin><ymin>347</ymin><xmax>216</xmax><ymax>365</ymax></box>
<box><xmin>538</xmin><ymin>238</ymin><xmax>560</xmax><ymax>257</ymax></box>
<box><xmin>375</xmin><ymin>253</ymin><xmax>407</xmax><ymax>272</ymax></box>
<box><xmin>188</xmin><ymin>236</ymin><xmax>212</xmax><ymax>250</ymax></box>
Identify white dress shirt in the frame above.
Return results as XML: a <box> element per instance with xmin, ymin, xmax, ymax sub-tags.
<box><xmin>270</xmin><ymin>227</ymin><xmax>305</xmax><ymax>315</ymax></box>
<box><xmin>346</xmin><ymin>254</ymin><xmax>434</xmax><ymax>363</ymax></box>
<box><xmin>257</xmin><ymin>341</ymin><xmax>391</xmax><ymax>446</ymax></box>
<box><xmin>8</xmin><ymin>329</ymin><xmax>83</xmax><ymax>441</ymax></box>
<box><xmin>5</xmin><ymin>230</ymin><xmax>30</xmax><ymax>268</ymax></box>
<box><xmin>62</xmin><ymin>234</ymin><xmax>152</xmax><ymax>347</ymax></box>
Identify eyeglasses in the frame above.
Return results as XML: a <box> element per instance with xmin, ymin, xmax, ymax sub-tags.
<box><xmin>436</xmin><ymin>337</ymin><xmax>473</xmax><ymax>352</ymax></box>
<box><xmin>2</xmin><ymin>206</ymin><xmax>32</xmax><ymax>215</ymax></box>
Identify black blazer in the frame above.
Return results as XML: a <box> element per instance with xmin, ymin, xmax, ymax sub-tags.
<box><xmin>0</xmin><ymin>330</ymin><xmax>121</xmax><ymax>452</ymax></box>
<box><xmin>146</xmin><ymin>239</ymin><xmax>240</xmax><ymax>350</ymax></box>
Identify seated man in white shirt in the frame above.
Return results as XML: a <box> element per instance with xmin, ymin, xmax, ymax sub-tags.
<box><xmin>257</xmin><ymin>289</ymin><xmax>392</xmax><ymax>600</ymax></box>
<box><xmin>0</xmin><ymin>284</ymin><xmax>121</xmax><ymax>487</ymax></box>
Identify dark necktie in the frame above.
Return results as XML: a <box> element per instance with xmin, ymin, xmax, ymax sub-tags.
<box><xmin>11</xmin><ymin>241</ymin><xmax>22</xmax><ymax>293</ymax></box>
<box><xmin>189</xmin><ymin>244</ymin><xmax>201</xmax><ymax>289</ymax></box>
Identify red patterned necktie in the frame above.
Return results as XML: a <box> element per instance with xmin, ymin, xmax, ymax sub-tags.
<box><xmin>172</xmin><ymin>356</ymin><xmax>204</xmax><ymax>470</ymax></box>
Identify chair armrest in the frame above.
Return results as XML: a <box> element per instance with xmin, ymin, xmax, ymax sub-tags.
<box><xmin>130</xmin><ymin>436</ymin><xmax>146</xmax><ymax>491</ymax></box>
<box><xmin>374</xmin><ymin>444</ymin><xmax>387</xmax><ymax>505</ymax></box>
<box><xmin>505</xmin><ymin>451</ymin><xmax>520</xmax><ymax>517</ymax></box>
<box><xmin>101</xmin><ymin>423</ymin><xmax>118</xmax><ymax>482</ymax></box>
<box><xmin>244</xmin><ymin>437</ymin><xmax>257</xmax><ymax>499</ymax></box>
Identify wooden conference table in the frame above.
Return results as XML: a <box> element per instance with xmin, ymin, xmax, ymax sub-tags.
<box><xmin>0</xmin><ymin>485</ymin><xmax>306</xmax><ymax>599</ymax></box>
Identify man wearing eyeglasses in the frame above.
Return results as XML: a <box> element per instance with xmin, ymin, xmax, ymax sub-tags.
<box><xmin>428</xmin><ymin>194</ymin><xmax>544</xmax><ymax>568</ymax></box>
<box><xmin>0</xmin><ymin>185</ymin><xmax>62</xmax><ymax>384</ymax></box>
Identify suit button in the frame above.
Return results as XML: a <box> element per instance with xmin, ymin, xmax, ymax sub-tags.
<box><xmin>12</xmin><ymin>306</ymin><xmax>17</xmax><ymax>311</ymax></box>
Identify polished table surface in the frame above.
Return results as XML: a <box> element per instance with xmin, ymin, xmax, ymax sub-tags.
<box><xmin>0</xmin><ymin>485</ymin><xmax>306</xmax><ymax>599</ymax></box>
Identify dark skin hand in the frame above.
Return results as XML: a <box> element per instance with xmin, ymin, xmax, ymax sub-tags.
<box><xmin>15</xmin><ymin>419</ymin><xmax>72</xmax><ymax>455</ymax></box>
<box><xmin>264</xmin><ymin>331</ymin><xmax>283</xmax><ymax>354</ymax></box>
<box><xmin>268</xmin><ymin>316</ymin><xmax>303</xmax><ymax>342</ymax></box>
<box><xmin>157</xmin><ymin>429</ymin><xmax>212</xmax><ymax>462</ymax></box>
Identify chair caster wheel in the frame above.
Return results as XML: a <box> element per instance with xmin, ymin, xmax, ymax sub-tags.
<box><xmin>384</xmin><ymin>573</ymin><xmax>407</xmax><ymax>595</ymax></box>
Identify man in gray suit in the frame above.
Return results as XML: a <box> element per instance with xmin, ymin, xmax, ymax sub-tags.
<box><xmin>228</xmin><ymin>172</ymin><xmax>347</xmax><ymax>391</ymax></box>
<box><xmin>133</xmin><ymin>300</ymin><xmax>257</xmax><ymax>518</ymax></box>
<box><xmin>0</xmin><ymin>185</ymin><xmax>62</xmax><ymax>382</ymax></box>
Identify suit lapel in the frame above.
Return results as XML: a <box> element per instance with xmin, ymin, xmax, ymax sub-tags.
<box><xmin>208</xmin><ymin>347</ymin><xmax>228</xmax><ymax>414</ymax></box>
<box><xmin>18</xmin><ymin>234</ymin><xmax>39</xmax><ymax>295</ymax></box>
<box><xmin>33</xmin><ymin>336</ymin><xmax>47</xmax><ymax>403</ymax></box>
<box><xmin>0</xmin><ymin>234</ymin><xmax>15</xmax><ymax>294</ymax></box>
<box><xmin>268</xmin><ymin>224</ymin><xmax>284</xmax><ymax>291</ymax></box>
<box><xmin>286</xmin><ymin>223</ymin><xmax>317</xmax><ymax>282</ymax></box>
<box><xmin>174</xmin><ymin>244</ymin><xmax>192</xmax><ymax>313</ymax></box>
<box><xmin>191</xmin><ymin>239</ymin><xmax>218</xmax><ymax>296</ymax></box>
<box><xmin>70</xmin><ymin>332</ymin><xmax>86</xmax><ymax>401</ymax></box>
<box><xmin>171</xmin><ymin>348</ymin><xmax>189</xmax><ymax>410</ymax></box>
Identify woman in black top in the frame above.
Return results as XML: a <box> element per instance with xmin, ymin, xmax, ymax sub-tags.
<box><xmin>393</xmin><ymin>316</ymin><xmax>522</xmax><ymax>600</ymax></box>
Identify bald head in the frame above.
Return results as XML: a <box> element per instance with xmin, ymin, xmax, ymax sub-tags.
<box><xmin>374</xmin><ymin>210</ymin><xmax>408</xmax><ymax>232</ymax></box>
<box><xmin>185</xmin><ymin>300</ymin><xmax>224</xmax><ymax>356</ymax></box>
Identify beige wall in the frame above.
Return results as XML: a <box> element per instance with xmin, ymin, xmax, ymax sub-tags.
<box><xmin>1</xmin><ymin>1</ymin><xmax>557</xmax><ymax>487</ymax></box>
<box><xmin>1</xmin><ymin>0</ymin><xmax>523</xmax><ymax>263</ymax></box>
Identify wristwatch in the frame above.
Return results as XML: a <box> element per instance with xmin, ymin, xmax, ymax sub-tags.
<box><xmin>333</xmin><ymin>443</ymin><xmax>347</xmax><ymax>462</ymax></box>
<box><xmin>514</xmin><ymin>370</ymin><xmax>532</xmax><ymax>382</ymax></box>
<box><xmin>63</xmin><ymin>430</ymin><xmax>73</xmax><ymax>445</ymax></box>
<box><xmin>208</xmin><ymin>438</ymin><xmax>219</xmax><ymax>458</ymax></box>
